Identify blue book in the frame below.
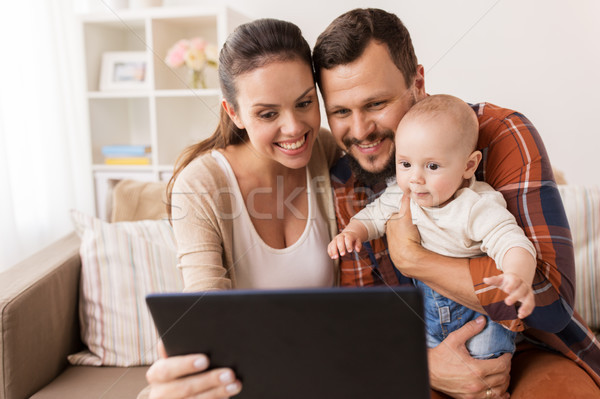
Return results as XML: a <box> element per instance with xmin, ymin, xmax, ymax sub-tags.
<box><xmin>102</xmin><ymin>145</ymin><xmax>151</xmax><ymax>157</ymax></box>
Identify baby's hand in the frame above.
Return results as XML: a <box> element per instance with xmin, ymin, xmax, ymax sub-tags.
<box><xmin>327</xmin><ymin>231</ymin><xmax>362</xmax><ymax>259</ymax></box>
<box><xmin>483</xmin><ymin>273</ymin><xmax>535</xmax><ymax>319</ymax></box>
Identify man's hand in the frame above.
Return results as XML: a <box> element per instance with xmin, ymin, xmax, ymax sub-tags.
<box><xmin>484</xmin><ymin>273</ymin><xmax>535</xmax><ymax>319</ymax></box>
<box><xmin>429</xmin><ymin>316</ymin><xmax>511</xmax><ymax>399</ymax></box>
<box><xmin>386</xmin><ymin>190</ymin><xmax>484</xmax><ymax>311</ymax></box>
<box><xmin>385</xmin><ymin>191</ymin><xmax>424</xmax><ymax>276</ymax></box>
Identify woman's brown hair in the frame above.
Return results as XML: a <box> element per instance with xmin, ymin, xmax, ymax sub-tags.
<box><xmin>166</xmin><ymin>18</ymin><xmax>313</xmax><ymax>220</ymax></box>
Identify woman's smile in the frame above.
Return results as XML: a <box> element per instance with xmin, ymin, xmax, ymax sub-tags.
<box><xmin>275</xmin><ymin>132</ymin><xmax>309</xmax><ymax>154</ymax></box>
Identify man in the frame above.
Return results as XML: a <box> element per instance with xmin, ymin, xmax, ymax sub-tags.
<box><xmin>313</xmin><ymin>8</ymin><xmax>600</xmax><ymax>399</ymax></box>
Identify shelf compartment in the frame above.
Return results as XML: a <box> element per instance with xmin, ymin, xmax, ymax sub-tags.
<box><xmin>155</xmin><ymin>96</ymin><xmax>221</xmax><ymax>165</ymax></box>
<box><xmin>83</xmin><ymin>20</ymin><xmax>147</xmax><ymax>91</ymax></box>
<box><xmin>89</xmin><ymin>97</ymin><xmax>152</xmax><ymax>164</ymax></box>
<box><xmin>151</xmin><ymin>15</ymin><xmax>219</xmax><ymax>91</ymax></box>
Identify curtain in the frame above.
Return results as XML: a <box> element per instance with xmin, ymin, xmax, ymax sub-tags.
<box><xmin>0</xmin><ymin>0</ymin><xmax>94</xmax><ymax>270</ymax></box>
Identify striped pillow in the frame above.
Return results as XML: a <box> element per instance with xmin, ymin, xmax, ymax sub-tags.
<box><xmin>68</xmin><ymin>210</ymin><xmax>183</xmax><ymax>366</ymax></box>
<box><xmin>558</xmin><ymin>185</ymin><xmax>600</xmax><ymax>331</ymax></box>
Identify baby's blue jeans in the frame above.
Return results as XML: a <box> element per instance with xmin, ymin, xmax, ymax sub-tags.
<box><xmin>415</xmin><ymin>280</ymin><xmax>516</xmax><ymax>359</ymax></box>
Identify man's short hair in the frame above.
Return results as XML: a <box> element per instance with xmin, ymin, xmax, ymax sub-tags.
<box><xmin>313</xmin><ymin>8</ymin><xmax>418</xmax><ymax>89</ymax></box>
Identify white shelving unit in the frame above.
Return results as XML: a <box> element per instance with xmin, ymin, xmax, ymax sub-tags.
<box><xmin>80</xmin><ymin>6</ymin><xmax>249</xmax><ymax>219</ymax></box>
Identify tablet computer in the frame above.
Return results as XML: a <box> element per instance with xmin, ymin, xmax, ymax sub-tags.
<box><xmin>146</xmin><ymin>286</ymin><xmax>430</xmax><ymax>399</ymax></box>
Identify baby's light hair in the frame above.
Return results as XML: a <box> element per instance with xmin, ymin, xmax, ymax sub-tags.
<box><xmin>399</xmin><ymin>94</ymin><xmax>479</xmax><ymax>155</ymax></box>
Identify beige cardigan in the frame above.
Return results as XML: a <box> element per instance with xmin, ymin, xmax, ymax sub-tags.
<box><xmin>171</xmin><ymin>129</ymin><xmax>340</xmax><ymax>292</ymax></box>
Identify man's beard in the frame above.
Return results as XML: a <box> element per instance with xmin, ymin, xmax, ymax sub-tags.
<box><xmin>344</xmin><ymin>130</ymin><xmax>396</xmax><ymax>185</ymax></box>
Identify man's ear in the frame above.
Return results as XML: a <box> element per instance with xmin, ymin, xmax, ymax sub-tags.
<box><xmin>412</xmin><ymin>64</ymin><xmax>426</xmax><ymax>99</ymax></box>
<box><xmin>222</xmin><ymin>99</ymin><xmax>244</xmax><ymax>129</ymax></box>
<box><xmin>463</xmin><ymin>150</ymin><xmax>482</xmax><ymax>179</ymax></box>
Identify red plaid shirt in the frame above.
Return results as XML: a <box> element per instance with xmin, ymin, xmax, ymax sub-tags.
<box><xmin>331</xmin><ymin>102</ymin><xmax>600</xmax><ymax>387</ymax></box>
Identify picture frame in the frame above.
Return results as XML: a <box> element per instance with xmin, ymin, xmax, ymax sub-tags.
<box><xmin>99</xmin><ymin>51</ymin><xmax>149</xmax><ymax>91</ymax></box>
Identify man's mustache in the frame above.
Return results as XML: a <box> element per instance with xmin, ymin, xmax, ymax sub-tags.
<box><xmin>342</xmin><ymin>130</ymin><xmax>395</xmax><ymax>149</ymax></box>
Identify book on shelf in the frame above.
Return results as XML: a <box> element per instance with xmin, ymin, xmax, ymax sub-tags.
<box><xmin>101</xmin><ymin>145</ymin><xmax>151</xmax><ymax>157</ymax></box>
<box><xmin>104</xmin><ymin>157</ymin><xmax>151</xmax><ymax>165</ymax></box>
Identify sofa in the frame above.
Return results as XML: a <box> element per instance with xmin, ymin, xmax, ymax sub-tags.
<box><xmin>0</xmin><ymin>180</ymin><xmax>171</xmax><ymax>399</ymax></box>
<box><xmin>1</xmin><ymin>179</ymin><xmax>599</xmax><ymax>399</ymax></box>
<box><xmin>0</xmin><ymin>232</ymin><xmax>150</xmax><ymax>399</ymax></box>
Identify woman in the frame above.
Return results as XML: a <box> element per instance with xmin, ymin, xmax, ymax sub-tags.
<box><xmin>143</xmin><ymin>18</ymin><xmax>340</xmax><ymax>398</ymax></box>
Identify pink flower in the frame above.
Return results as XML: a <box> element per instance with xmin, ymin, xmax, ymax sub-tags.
<box><xmin>165</xmin><ymin>39</ymin><xmax>189</xmax><ymax>68</ymax></box>
<box><xmin>165</xmin><ymin>37</ymin><xmax>219</xmax><ymax>71</ymax></box>
<box><xmin>189</xmin><ymin>37</ymin><xmax>207</xmax><ymax>52</ymax></box>
<box><xmin>185</xmin><ymin>48</ymin><xmax>207</xmax><ymax>71</ymax></box>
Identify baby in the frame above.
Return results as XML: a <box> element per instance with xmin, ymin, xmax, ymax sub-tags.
<box><xmin>328</xmin><ymin>94</ymin><xmax>537</xmax><ymax>359</ymax></box>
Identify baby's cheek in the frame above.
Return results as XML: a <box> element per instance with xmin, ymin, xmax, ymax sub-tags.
<box><xmin>395</xmin><ymin>175</ymin><xmax>409</xmax><ymax>191</ymax></box>
<box><xmin>431</xmin><ymin>180</ymin><xmax>456</xmax><ymax>204</ymax></box>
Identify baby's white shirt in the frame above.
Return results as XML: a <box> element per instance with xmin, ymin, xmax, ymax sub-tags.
<box><xmin>352</xmin><ymin>178</ymin><xmax>536</xmax><ymax>270</ymax></box>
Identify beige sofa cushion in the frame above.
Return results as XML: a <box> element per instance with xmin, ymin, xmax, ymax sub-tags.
<box><xmin>30</xmin><ymin>365</ymin><xmax>149</xmax><ymax>399</ymax></box>
<box><xmin>558</xmin><ymin>185</ymin><xmax>600</xmax><ymax>331</ymax></box>
<box><xmin>111</xmin><ymin>179</ymin><xmax>168</xmax><ymax>222</ymax></box>
<box><xmin>68</xmin><ymin>210</ymin><xmax>182</xmax><ymax>367</ymax></box>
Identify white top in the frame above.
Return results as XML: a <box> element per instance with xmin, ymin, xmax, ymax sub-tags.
<box><xmin>212</xmin><ymin>151</ymin><xmax>334</xmax><ymax>289</ymax></box>
<box><xmin>352</xmin><ymin>178</ymin><xmax>536</xmax><ymax>270</ymax></box>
